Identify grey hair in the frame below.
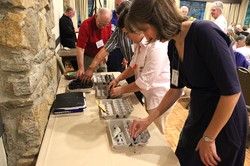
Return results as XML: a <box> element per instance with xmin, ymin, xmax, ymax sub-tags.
<box><xmin>212</xmin><ymin>1</ymin><xmax>223</xmax><ymax>13</ymax></box>
<box><xmin>236</xmin><ymin>35</ymin><xmax>246</xmax><ymax>42</ymax></box>
<box><xmin>97</xmin><ymin>7</ymin><xmax>112</xmax><ymax>18</ymax></box>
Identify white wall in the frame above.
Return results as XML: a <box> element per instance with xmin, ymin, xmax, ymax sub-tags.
<box><xmin>52</xmin><ymin>0</ymin><xmax>64</xmax><ymax>50</ymax></box>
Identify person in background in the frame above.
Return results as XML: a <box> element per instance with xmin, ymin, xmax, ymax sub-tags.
<box><xmin>227</xmin><ymin>22</ymin><xmax>236</xmax><ymax>33</ymax></box>
<box><xmin>235</xmin><ymin>24</ymin><xmax>249</xmax><ymax>37</ymax></box>
<box><xmin>111</xmin><ymin>0</ymin><xmax>126</xmax><ymax>31</ymax></box>
<box><xmin>226</xmin><ymin>28</ymin><xmax>235</xmax><ymax>43</ymax></box>
<box><xmin>234</xmin><ymin>52</ymin><xmax>249</xmax><ymax>69</ymax></box>
<box><xmin>59</xmin><ymin>7</ymin><xmax>77</xmax><ymax>48</ymax></box>
<box><xmin>235</xmin><ymin>34</ymin><xmax>250</xmax><ymax>63</ymax></box>
<box><xmin>108</xmin><ymin>8</ymin><xmax>172</xmax><ymax>134</ymax></box>
<box><xmin>76</xmin><ymin>7</ymin><xmax>112</xmax><ymax>77</ymax></box>
<box><xmin>126</xmin><ymin>0</ymin><xmax>248</xmax><ymax>165</ymax></box>
<box><xmin>210</xmin><ymin>1</ymin><xmax>227</xmax><ymax>33</ymax></box>
<box><xmin>106</xmin><ymin>0</ymin><xmax>127</xmax><ymax>72</ymax></box>
<box><xmin>180</xmin><ymin>6</ymin><xmax>189</xmax><ymax>17</ymax></box>
<box><xmin>242</xmin><ymin>25</ymin><xmax>249</xmax><ymax>36</ymax></box>
<box><xmin>234</xmin><ymin>35</ymin><xmax>247</xmax><ymax>50</ymax></box>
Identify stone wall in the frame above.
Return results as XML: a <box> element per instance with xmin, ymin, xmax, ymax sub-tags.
<box><xmin>0</xmin><ymin>0</ymin><xmax>58</xmax><ymax>165</ymax></box>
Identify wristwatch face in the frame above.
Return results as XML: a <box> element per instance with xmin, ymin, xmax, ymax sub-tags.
<box><xmin>204</xmin><ymin>136</ymin><xmax>213</xmax><ymax>142</ymax></box>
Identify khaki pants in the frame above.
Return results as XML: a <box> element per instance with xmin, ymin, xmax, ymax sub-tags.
<box><xmin>84</xmin><ymin>55</ymin><xmax>107</xmax><ymax>72</ymax></box>
<box><xmin>146</xmin><ymin>105</ymin><xmax>174</xmax><ymax>135</ymax></box>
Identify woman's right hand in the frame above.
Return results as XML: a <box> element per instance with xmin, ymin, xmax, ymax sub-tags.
<box><xmin>108</xmin><ymin>79</ymin><xmax>119</xmax><ymax>90</ymax></box>
<box><xmin>129</xmin><ymin>118</ymin><xmax>151</xmax><ymax>138</ymax></box>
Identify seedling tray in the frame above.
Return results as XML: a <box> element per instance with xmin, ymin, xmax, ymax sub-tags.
<box><xmin>99</xmin><ymin>98</ymin><xmax>134</xmax><ymax>119</ymax></box>
<box><xmin>108</xmin><ymin>119</ymin><xmax>150</xmax><ymax>148</ymax></box>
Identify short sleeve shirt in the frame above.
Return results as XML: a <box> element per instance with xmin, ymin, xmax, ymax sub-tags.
<box><xmin>77</xmin><ymin>15</ymin><xmax>112</xmax><ymax>57</ymax></box>
<box><xmin>168</xmin><ymin>20</ymin><xmax>244</xmax><ymax>127</ymax></box>
<box><xmin>169</xmin><ymin>20</ymin><xmax>240</xmax><ymax>95</ymax></box>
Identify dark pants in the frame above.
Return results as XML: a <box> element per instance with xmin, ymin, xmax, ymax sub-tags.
<box><xmin>106</xmin><ymin>47</ymin><xmax>124</xmax><ymax>72</ymax></box>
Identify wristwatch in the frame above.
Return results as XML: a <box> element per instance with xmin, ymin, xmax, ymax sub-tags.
<box><xmin>203</xmin><ymin>135</ymin><xmax>214</xmax><ymax>142</ymax></box>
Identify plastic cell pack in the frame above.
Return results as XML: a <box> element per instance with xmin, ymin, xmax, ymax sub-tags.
<box><xmin>99</xmin><ymin>98</ymin><xmax>134</xmax><ymax>119</ymax></box>
<box><xmin>93</xmin><ymin>74</ymin><xmax>115</xmax><ymax>85</ymax></box>
<box><xmin>108</xmin><ymin>119</ymin><xmax>150</xmax><ymax>148</ymax></box>
<box><xmin>95</xmin><ymin>85</ymin><xmax>110</xmax><ymax>99</ymax></box>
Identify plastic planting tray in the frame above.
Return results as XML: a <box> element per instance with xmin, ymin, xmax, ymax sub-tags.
<box><xmin>99</xmin><ymin>98</ymin><xmax>134</xmax><ymax>119</ymax></box>
<box><xmin>93</xmin><ymin>74</ymin><xmax>115</xmax><ymax>85</ymax></box>
<box><xmin>108</xmin><ymin>119</ymin><xmax>150</xmax><ymax>148</ymax></box>
<box><xmin>95</xmin><ymin>85</ymin><xmax>110</xmax><ymax>99</ymax></box>
<box><xmin>67</xmin><ymin>79</ymin><xmax>93</xmax><ymax>93</ymax></box>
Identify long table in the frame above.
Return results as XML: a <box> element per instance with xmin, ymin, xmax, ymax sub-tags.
<box><xmin>36</xmin><ymin>73</ymin><xmax>180</xmax><ymax>166</ymax></box>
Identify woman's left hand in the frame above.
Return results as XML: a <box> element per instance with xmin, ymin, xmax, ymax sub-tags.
<box><xmin>195</xmin><ymin>138</ymin><xmax>221</xmax><ymax>166</ymax></box>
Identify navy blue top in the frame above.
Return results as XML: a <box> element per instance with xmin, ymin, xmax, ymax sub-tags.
<box><xmin>234</xmin><ymin>51</ymin><xmax>249</xmax><ymax>69</ymax></box>
<box><xmin>111</xmin><ymin>10</ymin><xmax>118</xmax><ymax>27</ymax></box>
<box><xmin>168</xmin><ymin>20</ymin><xmax>248</xmax><ymax>165</ymax></box>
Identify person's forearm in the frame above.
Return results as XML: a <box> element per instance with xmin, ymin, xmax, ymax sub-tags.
<box><xmin>116</xmin><ymin>67</ymin><xmax>134</xmax><ymax>82</ymax></box>
<box><xmin>76</xmin><ymin>47</ymin><xmax>84</xmax><ymax>70</ymax></box>
<box><xmin>146</xmin><ymin>88</ymin><xmax>183</xmax><ymax>123</ymax></box>
<box><xmin>88</xmin><ymin>48</ymin><xmax>108</xmax><ymax>70</ymax></box>
<box><xmin>120</xmin><ymin>82</ymin><xmax>141</xmax><ymax>94</ymax></box>
<box><xmin>203</xmin><ymin>93</ymin><xmax>240</xmax><ymax>140</ymax></box>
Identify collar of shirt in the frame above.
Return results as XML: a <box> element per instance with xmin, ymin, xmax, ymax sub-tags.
<box><xmin>139</xmin><ymin>37</ymin><xmax>148</xmax><ymax>48</ymax></box>
<box><xmin>90</xmin><ymin>15</ymin><xmax>99</xmax><ymax>30</ymax></box>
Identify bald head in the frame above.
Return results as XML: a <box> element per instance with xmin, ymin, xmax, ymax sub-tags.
<box><xmin>96</xmin><ymin>8</ymin><xmax>112</xmax><ymax>29</ymax></box>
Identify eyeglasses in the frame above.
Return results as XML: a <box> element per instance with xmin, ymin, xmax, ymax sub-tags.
<box><xmin>97</xmin><ymin>19</ymin><xmax>110</xmax><ymax>27</ymax></box>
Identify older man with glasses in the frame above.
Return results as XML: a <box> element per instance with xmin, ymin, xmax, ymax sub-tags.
<box><xmin>76</xmin><ymin>7</ymin><xmax>112</xmax><ymax>78</ymax></box>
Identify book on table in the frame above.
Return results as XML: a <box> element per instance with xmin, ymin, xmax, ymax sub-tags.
<box><xmin>52</xmin><ymin>92</ymin><xmax>86</xmax><ymax>114</ymax></box>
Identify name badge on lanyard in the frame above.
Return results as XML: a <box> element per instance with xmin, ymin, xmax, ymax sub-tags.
<box><xmin>96</xmin><ymin>39</ymin><xmax>104</xmax><ymax>48</ymax></box>
<box><xmin>172</xmin><ymin>69</ymin><xmax>179</xmax><ymax>87</ymax></box>
<box><xmin>131</xmin><ymin>44</ymin><xmax>135</xmax><ymax>53</ymax></box>
<box><xmin>172</xmin><ymin>47</ymin><xmax>180</xmax><ymax>87</ymax></box>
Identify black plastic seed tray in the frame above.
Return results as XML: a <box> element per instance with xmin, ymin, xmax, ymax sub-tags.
<box><xmin>67</xmin><ymin>79</ymin><xmax>93</xmax><ymax>93</ymax></box>
<box><xmin>93</xmin><ymin>74</ymin><xmax>115</xmax><ymax>85</ymax></box>
<box><xmin>108</xmin><ymin>119</ymin><xmax>150</xmax><ymax>148</ymax></box>
<box><xmin>99</xmin><ymin>98</ymin><xmax>134</xmax><ymax>119</ymax></box>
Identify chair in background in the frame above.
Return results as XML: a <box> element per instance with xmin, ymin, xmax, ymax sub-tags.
<box><xmin>237</xmin><ymin>67</ymin><xmax>250</xmax><ymax>147</ymax></box>
<box><xmin>237</xmin><ymin>67</ymin><xmax>250</xmax><ymax>111</ymax></box>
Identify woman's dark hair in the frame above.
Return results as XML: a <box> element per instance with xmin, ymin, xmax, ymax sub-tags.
<box><xmin>125</xmin><ymin>0</ymin><xmax>187</xmax><ymax>41</ymax></box>
<box><xmin>118</xmin><ymin>8</ymin><xmax>129</xmax><ymax>29</ymax></box>
<box><xmin>117</xmin><ymin>1</ymin><xmax>132</xmax><ymax>29</ymax></box>
<box><xmin>116</xmin><ymin>1</ymin><xmax>132</xmax><ymax>15</ymax></box>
